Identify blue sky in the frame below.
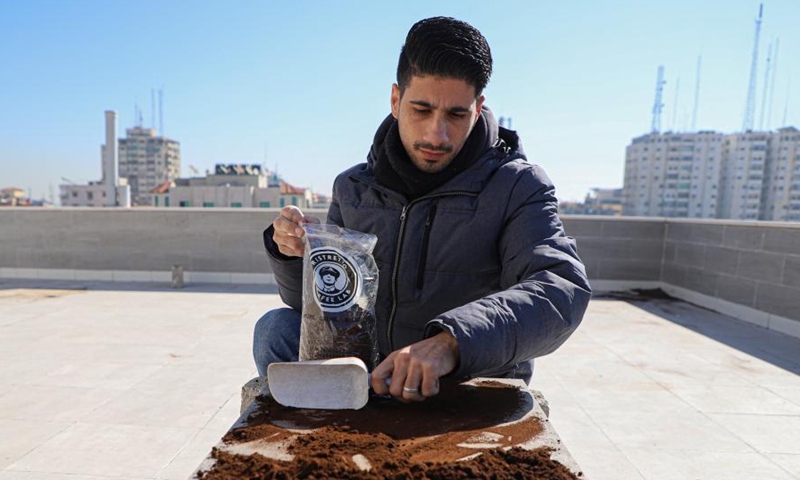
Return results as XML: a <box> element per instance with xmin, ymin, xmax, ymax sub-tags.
<box><xmin>1</xmin><ymin>0</ymin><xmax>798</xmax><ymax>203</ymax></box>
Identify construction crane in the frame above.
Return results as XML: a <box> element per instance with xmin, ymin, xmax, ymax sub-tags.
<box><xmin>188</xmin><ymin>165</ymin><xmax>199</xmax><ymax>175</ymax></box>
<box><xmin>651</xmin><ymin>65</ymin><xmax>666</xmax><ymax>133</ymax></box>
<box><xmin>61</xmin><ymin>177</ymin><xmax>77</xmax><ymax>185</ymax></box>
<box><xmin>742</xmin><ymin>4</ymin><xmax>763</xmax><ymax>132</ymax></box>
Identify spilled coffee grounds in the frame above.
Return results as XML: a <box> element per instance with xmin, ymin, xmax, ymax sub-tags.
<box><xmin>198</xmin><ymin>381</ymin><xmax>581</xmax><ymax>479</ymax></box>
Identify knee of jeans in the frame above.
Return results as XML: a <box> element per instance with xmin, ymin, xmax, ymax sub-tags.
<box><xmin>253</xmin><ymin>310</ymin><xmax>276</xmax><ymax>339</ymax></box>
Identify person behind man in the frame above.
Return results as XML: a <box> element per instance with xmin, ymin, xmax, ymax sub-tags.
<box><xmin>254</xmin><ymin>16</ymin><xmax>591</xmax><ymax>402</ymax></box>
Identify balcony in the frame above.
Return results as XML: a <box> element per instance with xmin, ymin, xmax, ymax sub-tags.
<box><xmin>1</xmin><ymin>209</ymin><xmax>799</xmax><ymax>479</ymax></box>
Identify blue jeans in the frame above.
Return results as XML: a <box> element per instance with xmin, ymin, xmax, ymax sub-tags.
<box><xmin>252</xmin><ymin>308</ymin><xmax>301</xmax><ymax>377</ymax></box>
<box><xmin>252</xmin><ymin>307</ymin><xmax>534</xmax><ymax>384</ymax></box>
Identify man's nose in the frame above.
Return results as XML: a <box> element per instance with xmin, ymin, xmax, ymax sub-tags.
<box><xmin>424</xmin><ymin>116</ymin><xmax>449</xmax><ymax>145</ymax></box>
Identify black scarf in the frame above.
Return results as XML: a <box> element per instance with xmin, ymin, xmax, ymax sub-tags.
<box><xmin>371</xmin><ymin>109</ymin><xmax>497</xmax><ymax>200</ymax></box>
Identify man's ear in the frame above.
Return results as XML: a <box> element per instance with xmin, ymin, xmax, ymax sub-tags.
<box><xmin>475</xmin><ymin>95</ymin><xmax>485</xmax><ymax>122</ymax></box>
<box><xmin>391</xmin><ymin>84</ymin><xmax>401</xmax><ymax>119</ymax></box>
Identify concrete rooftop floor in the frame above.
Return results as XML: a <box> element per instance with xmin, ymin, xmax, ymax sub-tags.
<box><xmin>0</xmin><ymin>280</ymin><xmax>799</xmax><ymax>480</ymax></box>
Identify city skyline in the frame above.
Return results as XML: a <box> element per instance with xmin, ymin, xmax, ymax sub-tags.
<box><xmin>1</xmin><ymin>0</ymin><xmax>799</xmax><ymax>204</ymax></box>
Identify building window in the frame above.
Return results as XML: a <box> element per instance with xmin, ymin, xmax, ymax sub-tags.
<box><xmin>165</xmin><ymin>196</ymin><xmax>170</xmax><ymax>207</ymax></box>
<box><xmin>259</xmin><ymin>201</ymin><xmax>271</xmax><ymax>208</ymax></box>
<box><xmin>231</xmin><ymin>202</ymin><xmax>243</xmax><ymax>208</ymax></box>
<box><xmin>203</xmin><ymin>202</ymin><xmax>214</xmax><ymax>208</ymax></box>
<box><xmin>291</xmin><ymin>196</ymin><xmax>298</xmax><ymax>206</ymax></box>
<box><xmin>179</xmin><ymin>200</ymin><xmax>190</xmax><ymax>207</ymax></box>
<box><xmin>87</xmin><ymin>192</ymin><xmax>93</xmax><ymax>200</ymax></box>
<box><xmin>154</xmin><ymin>196</ymin><xmax>159</xmax><ymax>207</ymax></box>
<box><xmin>280</xmin><ymin>198</ymin><xmax>286</xmax><ymax>207</ymax></box>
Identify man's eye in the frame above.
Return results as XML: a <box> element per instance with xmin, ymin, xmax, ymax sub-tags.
<box><xmin>450</xmin><ymin>112</ymin><xmax>467</xmax><ymax>119</ymax></box>
<box><xmin>413</xmin><ymin>109</ymin><xmax>430</xmax><ymax>115</ymax></box>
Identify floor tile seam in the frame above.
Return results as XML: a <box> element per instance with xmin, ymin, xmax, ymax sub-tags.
<box><xmin>152</xmin><ymin>393</ymin><xmax>237</xmax><ymax>477</ymax></box>
<box><xmin>700</xmin><ymin>409</ymin><xmax>792</xmax><ymax>459</ymax></box>
<box><xmin>4</xmin><ymin>421</ymin><xmax>75</xmax><ymax>471</ymax></box>
<box><xmin>564</xmin><ymin>393</ymin><xmax>648</xmax><ymax>479</ymax></box>
<box><xmin>660</xmin><ymin>382</ymin><xmax>800</xmax><ymax>415</ymax></box>
<box><xmin>152</xmin><ymin>425</ymin><xmax>205</xmax><ymax>479</ymax></box>
<box><xmin>765</xmin><ymin>386</ymin><xmax>800</xmax><ymax>409</ymax></box>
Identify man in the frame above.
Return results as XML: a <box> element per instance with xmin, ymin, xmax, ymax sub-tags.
<box><xmin>317</xmin><ymin>265</ymin><xmax>340</xmax><ymax>294</ymax></box>
<box><xmin>254</xmin><ymin>16</ymin><xmax>591</xmax><ymax>402</ymax></box>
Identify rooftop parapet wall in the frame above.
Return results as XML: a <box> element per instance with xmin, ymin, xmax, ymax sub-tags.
<box><xmin>1</xmin><ymin>209</ymin><xmax>798</xmax><ymax>329</ymax></box>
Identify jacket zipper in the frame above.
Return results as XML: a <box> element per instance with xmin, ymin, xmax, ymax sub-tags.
<box><xmin>386</xmin><ymin>191</ymin><xmax>478</xmax><ymax>350</ymax></box>
<box><xmin>415</xmin><ymin>203</ymin><xmax>438</xmax><ymax>290</ymax></box>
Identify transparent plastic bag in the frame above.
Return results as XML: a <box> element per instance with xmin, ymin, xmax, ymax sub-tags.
<box><xmin>299</xmin><ymin>223</ymin><xmax>379</xmax><ymax>370</ymax></box>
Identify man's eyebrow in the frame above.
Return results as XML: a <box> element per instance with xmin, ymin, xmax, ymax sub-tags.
<box><xmin>408</xmin><ymin>100</ymin><xmax>470</xmax><ymax>114</ymax></box>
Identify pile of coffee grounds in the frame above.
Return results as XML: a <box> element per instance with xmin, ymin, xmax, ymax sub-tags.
<box><xmin>198</xmin><ymin>381</ymin><xmax>581</xmax><ymax>479</ymax></box>
<box><xmin>204</xmin><ymin>445</ymin><xmax>579</xmax><ymax>479</ymax></box>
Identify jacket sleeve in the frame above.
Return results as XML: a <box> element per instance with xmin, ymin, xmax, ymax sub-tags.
<box><xmin>425</xmin><ymin>165</ymin><xmax>591</xmax><ymax>378</ymax></box>
<box><xmin>263</xmin><ymin>226</ymin><xmax>303</xmax><ymax>311</ymax></box>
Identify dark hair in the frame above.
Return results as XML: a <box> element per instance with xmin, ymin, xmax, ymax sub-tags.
<box><xmin>397</xmin><ymin>17</ymin><xmax>492</xmax><ymax>96</ymax></box>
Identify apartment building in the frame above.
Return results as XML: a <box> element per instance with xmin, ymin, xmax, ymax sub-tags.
<box><xmin>623</xmin><ymin>131</ymin><xmax>725</xmax><ymax>218</ymax></box>
<box><xmin>623</xmin><ymin>127</ymin><xmax>800</xmax><ymax>221</ymax></box>
<box><xmin>118</xmin><ymin>127</ymin><xmax>181</xmax><ymax>206</ymax></box>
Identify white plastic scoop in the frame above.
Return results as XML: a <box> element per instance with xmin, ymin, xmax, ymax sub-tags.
<box><xmin>267</xmin><ymin>357</ymin><xmax>372</xmax><ymax>410</ymax></box>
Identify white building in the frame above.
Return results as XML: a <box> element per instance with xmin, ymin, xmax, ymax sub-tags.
<box><xmin>119</xmin><ymin>127</ymin><xmax>180</xmax><ymax>206</ymax></box>
<box><xmin>60</xmin><ymin>111</ymin><xmax>131</xmax><ymax>207</ymax></box>
<box><xmin>151</xmin><ymin>164</ymin><xmax>315</xmax><ymax>209</ymax></box>
<box><xmin>719</xmin><ymin>132</ymin><xmax>768</xmax><ymax>220</ymax></box>
<box><xmin>623</xmin><ymin>131</ymin><xmax>725</xmax><ymax>218</ymax></box>
<box><xmin>623</xmin><ymin>128</ymin><xmax>800</xmax><ymax>221</ymax></box>
<box><xmin>763</xmin><ymin>127</ymin><xmax>800</xmax><ymax>221</ymax></box>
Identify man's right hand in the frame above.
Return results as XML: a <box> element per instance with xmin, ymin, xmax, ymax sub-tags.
<box><xmin>271</xmin><ymin>206</ymin><xmax>319</xmax><ymax>257</ymax></box>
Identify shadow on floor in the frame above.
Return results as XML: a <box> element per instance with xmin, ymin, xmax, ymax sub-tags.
<box><xmin>596</xmin><ymin>289</ymin><xmax>800</xmax><ymax>377</ymax></box>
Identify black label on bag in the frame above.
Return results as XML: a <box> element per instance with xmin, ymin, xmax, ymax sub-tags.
<box><xmin>309</xmin><ymin>247</ymin><xmax>361</xmax><ymax>312</ymax></box>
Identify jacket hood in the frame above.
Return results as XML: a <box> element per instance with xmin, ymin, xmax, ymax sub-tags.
<box><xmin>367</xmin><ymin>106</ymin><xmax>525</xmax><ymax>168</ymax></box>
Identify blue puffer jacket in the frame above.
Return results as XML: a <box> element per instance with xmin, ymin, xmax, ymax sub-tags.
<box><xmin>265</xmin><ymin>114</ymin><xmax>591</xmax><ymax>380</ymax></box>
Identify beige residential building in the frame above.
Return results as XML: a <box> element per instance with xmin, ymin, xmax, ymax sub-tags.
<box><xmin>119</xmin><ymin>127</ymin><xmax>180</xmax><ymax>206</ymax></box>
<box><xmin>151</xmin><ymin>164</ymin><xmax>314</xmax><ymax>209</ymax></box>
<box><xmin>623</xmin><ymin>128</ymin><xmax>800</xmax><ymax>221</ymax></box>
<box><xmin>762</xmin><ymin>127</ymin><xmax>800</xmax><ymax>221</ymax></box>
<box><xmin>623</xmin><ymin>131</ymin><xmax>725</xmax><ymax>218</ymax></box>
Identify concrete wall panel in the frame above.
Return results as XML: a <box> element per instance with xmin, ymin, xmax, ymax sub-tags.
<box><xmin>705</xmin><ymin>246</ymin><xmax>740</xmax><ymax>275</ymax></box>
<box><xmin>763</xmin><ymin>228</ymin><xmax>800</xmax><ymax>256</ymax></box>
<box><xmin>722</xmin><ymin>226</ymin><xmax>766</xmax><ymax>249</ymax></box>
<box><xmin>784</xmin><ymin>255</ymin><xmax>800</xmax><ymax>288</ymax></box>
<box><xmin>736</xmin><ymin>251</ymin><xmax>785</xmax><ymax>284</ymax></box>
<box><xmin>716</xmin><ymin>275</ymin><xmax>757</xmax><ymax>307</ymax></box>
<box><xmin>755</xmin><ymin>283</ymin><xmax>800</xmax><ymax>321</ymax></box>
<box><xmin>675</xmin><ymin>243</ymin><xmax>707</xmax><ymax>267</ymax></box>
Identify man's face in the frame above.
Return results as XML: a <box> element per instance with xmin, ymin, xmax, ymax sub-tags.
<box><xmin>322</xmin><ymin>273</ymin><xmax>336</xmax><ymax>286</ymax></box>
<box><xmin>391</xmin><ymin>75</ymin><xmax>485</xmax><ymax>173</ymax></box>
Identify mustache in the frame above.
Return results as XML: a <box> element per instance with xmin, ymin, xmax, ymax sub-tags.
<box><xmin>413</xmin><ymin>142</ymin><xmax>453</xmax><ymax>153</ymax></box>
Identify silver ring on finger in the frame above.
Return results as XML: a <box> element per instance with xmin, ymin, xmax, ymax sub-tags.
<box><xmin>403</xmin><ymin>386</ymin><xmax>419</xmax><ymax>394</ymax></box>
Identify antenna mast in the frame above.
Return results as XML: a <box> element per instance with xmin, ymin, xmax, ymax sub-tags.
<box><xmin>766</xmin><ymin>38</ymin><xmax>780</xmax><ymax>130</ymax></box>
<box><xmin>158</xmin><ymin>88</ymin><xmax>164</xmax><ymax>136</ymax></box>
<box><xmin>671</xmin><ymin>76</ymin><xmax>681</xmax><ymax>132</ymax></box>
<box><xmin>692</xmin><ymin>55</ymin><xmax>702</xmax><ymax>131</ymax></box>
<box><xmin>759</xmin><ymin>42</ymin><xmax>773</xmax><ymax>130</ymax></box>
<box><xmin>651</xmin><ymin>65</ymin><xmax>666</xmax><ymax>133</ymax></box>
<box><xmin>742</xmin><ymin>4</ymin><xmax>763</xmax><ymax>131</ymax></box>
<box><xmin>782</xmin><ymin>78</ymin><xmax>791</xmax><ymax>127</ymax></box>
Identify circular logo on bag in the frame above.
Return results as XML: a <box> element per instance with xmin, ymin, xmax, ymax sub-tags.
<box><xmin>309</xmin><ymin>247</ymin><xmax>361</xmax><ymax>312</ymax></box>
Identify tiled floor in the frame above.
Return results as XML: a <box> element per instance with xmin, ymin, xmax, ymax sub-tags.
<box><xmin>535</xmin><ymin>296</ymin><xmax>800</xmax><ymax>480</ymax></box>
<box><xmin>0</xmin><ymin>280</ymin><xmax>799</xmax><ymax>479</ymax></box>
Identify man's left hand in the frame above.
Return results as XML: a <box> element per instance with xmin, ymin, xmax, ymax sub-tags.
<box><xmin>370</xmin><ymin>331</ymin><xmax>459</xmax><ymax>401</ymax></box>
